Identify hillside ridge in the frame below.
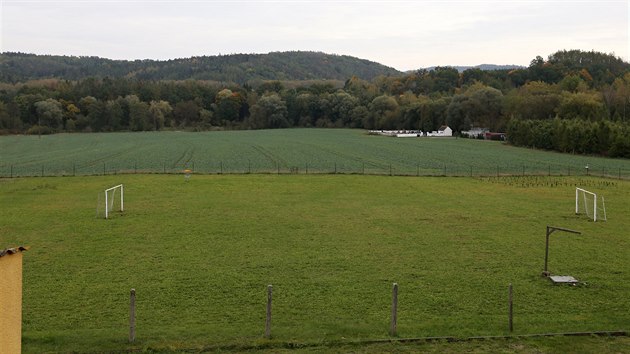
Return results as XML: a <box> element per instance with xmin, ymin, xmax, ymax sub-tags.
<box><xmin>0</xmin><ymin>51</ymin><xmax>403</xmax><ymax>83</ymax></box>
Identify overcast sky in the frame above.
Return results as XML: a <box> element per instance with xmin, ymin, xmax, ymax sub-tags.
<box><xmin>1</xmin><ymin>0</ymin><xmax>628</xmax><ymax>71</ymax></box>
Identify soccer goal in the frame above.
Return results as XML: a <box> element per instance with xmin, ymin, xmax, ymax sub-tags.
<box><xmin>97</xmin><ymin>184</ymin><xmax>124</xmax><ymax>219</ymax></box>
<box><xmin>575</xmin><ymin>187</ymin><xmax>606</xmax><ymax>222</ymax></box>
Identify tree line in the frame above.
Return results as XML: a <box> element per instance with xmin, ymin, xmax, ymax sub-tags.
<box><xmin>1</xmin><ymin>50</ymin><xmax>630</xmax><ymax>157</ymax></box>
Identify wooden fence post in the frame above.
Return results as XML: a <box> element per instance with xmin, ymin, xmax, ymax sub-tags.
<box><xmin>130</xmin><ymin>288</ymin><xmax>136</xmax><ymax>342</ymax></box>
<box><xmin>390</xmin><ymin>283</ymin><xmax>398</xmax><ymax>336</ymax></box>
<box><xmin>265</xmin><ymin>285</ymin><xmax>273</xmax><ymax>339</ymax></box>
<box><xmin>508</xmin><ymin>283</ymin><xmax>513</xmax><ymax>333</ymax></box>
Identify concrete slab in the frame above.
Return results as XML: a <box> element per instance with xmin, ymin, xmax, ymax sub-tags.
<box><xmin>549</xmin><ymin>275</ymin><xmax>579</xmax><ymax>284</ymax></box>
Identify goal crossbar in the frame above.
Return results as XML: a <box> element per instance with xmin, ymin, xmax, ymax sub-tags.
<box><xmin>104</xmin><ymin>184</ymin><xmax>124</xmax><ymax>219</ymax></box>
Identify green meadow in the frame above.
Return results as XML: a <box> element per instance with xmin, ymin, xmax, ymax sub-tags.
<box><xmin>1</xmin><ymin>174</ymin><xmax>629</xmax><ymax>353</ymax></box>
<box><xmin>2</xmin><ymin>129</ymin><xmax>630</xmax><ymax>177</ymax></box>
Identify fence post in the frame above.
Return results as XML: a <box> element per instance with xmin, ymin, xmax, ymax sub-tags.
<box><xmin>220</xmin><ymin>161</ymin><xmax>223</xmax><ymax>174</ymax></box>
<box><xmin>248</xmin><ymin>160</ymin><xmax>251</xmax><ymax>174</ymax></box>
<box><xmin>10</xmin><ymin>165</ymin><xmax>12</xmax><ymax>178</ymax></box>
<box><xmin>389</xmin><ymin>164</ymin><xmax>392</xmax><ymax>176</ymax></box>
<box><xmin>265</xmin><ymin>285</ymin><xmax>272</xmax><ymax>339</ymax></box>
<box><xmin>163</xmin><ymin>162</ymin><xmax>166</xmax><ymax>174</ymax></box>
<box><xmin>306</xmin><ymin>162</ymin><xmax>309</xmax><ymax>174</ymax></box>
<box><xmin>417</xmin><ymin>164</ymin><xmax>419</xmax><ymax>177</ymax></box>
<box><xmin>443</xmin><ymin>164</ymin><xmax>447</xmax><ymax>176</ymax></box>
<box><xmin>129</xmin><ymin>288</ymin><xmax>136</xmax><ymax>342</ymax></box>
<box><xmin>390</xmin><ymin>283</ymin><xmax>398</xmax><ymax>336</ymax></box>
<box><xmin>362</xmin><ymin>163</ymin><xmax>365</xmax><ymax>175</ymax></box>
<box><xmin>334</xmin><ymin>162</ymin><xmax>337</xmax><ymax>174</ymax></box>
<box><xmin>508</xmin><ymin>283</ymin><xmax>513</xmax><ymax>333</ymax></box>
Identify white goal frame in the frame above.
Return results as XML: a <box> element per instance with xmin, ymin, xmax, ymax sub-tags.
<box><xmin>104</xmin><ymin>184</ymin><xmax>124</xmax><ymax>219</ymax></box>
<box><xmin>575</xmin><ymin>187</ymin><xmax>606</xmax><ymax>222</ymax></box>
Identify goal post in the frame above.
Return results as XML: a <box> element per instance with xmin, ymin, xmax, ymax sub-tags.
<box><xmin>575</xmin><ymin>187</ymin><xmax>606</xmax><ymax>222</ymax></box>
<box><xmin>104</xmin><ymin>184</ymin><xmax>124</xmax><ymax>219</ymax></box>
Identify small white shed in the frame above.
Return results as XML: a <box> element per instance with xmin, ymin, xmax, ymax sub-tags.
<box><xmin>438</xmin><ymin>126</ymin><xmax>453</xmax><ymax>137</ymax></box>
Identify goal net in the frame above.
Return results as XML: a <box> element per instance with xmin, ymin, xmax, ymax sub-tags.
<box><xmin>97</xmin><ymin>184</ymin><xmax>124</xmax><ymax>219</ymax></box>
<box><xmin>575</xmin><ymin>187</ymin><xmax>606</xmax><ymax>222</ymax></box>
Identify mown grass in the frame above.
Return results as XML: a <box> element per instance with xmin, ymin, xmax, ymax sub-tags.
<box><xmin>0</xmin><ymin>174</ymin><xmax>629</xmax><ymax>353</ymax></box>
<box><xmin>1</xmin><ymin>129</ymin><xmax>630</xmax><ymax>177</ymax></box>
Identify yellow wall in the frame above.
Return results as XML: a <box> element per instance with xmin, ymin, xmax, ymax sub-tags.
<box><xmin>0</xmin><ymin>252</ymin><xmax>23</xmax><ymax>354</ymax></box>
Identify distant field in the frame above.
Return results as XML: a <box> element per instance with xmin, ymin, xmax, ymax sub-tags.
<box><xmin>1</xmin><ymin>129</ymin><xmax>630</xmax><ymax>177</ymax></box>
<box><xmin>1</xmin><ymin>174</ymin><xmax>629</xmax><ymax>353</ymax></box>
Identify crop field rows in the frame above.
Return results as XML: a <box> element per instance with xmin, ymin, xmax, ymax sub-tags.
<box><xmin>2</xmin><ymin>129</ymin><xmax>630</xmax><ymax>178</ymax></box>
<box><xmin>1</xmin><ymin>173</ymin><xmax>629</xmax><ymax>353</ymax></box>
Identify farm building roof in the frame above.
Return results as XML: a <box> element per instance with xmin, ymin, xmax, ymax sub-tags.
<box><xmin>0</xmin><ymin>246</ymin><xmax>29</xmax><ymax>258</ymax></box>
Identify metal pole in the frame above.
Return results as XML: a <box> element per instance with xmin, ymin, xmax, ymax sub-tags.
<box><xmin>543</xmin><ymin>226</ymin><xmax>581</xmax><ymax>277</ymax></box>
<box><xmin>390</xmin><ymin>283</ymin><xmax>398</xmax><ymax>336</ymax></box>
<box><xmin>129</xmin><ymin>288</ymin><xmax>136</xmax><ymax>342</ymax></box>
<box><xmin>543</xmin><ymin>226</ymin><xmax>550</xmax><ymax>276</ymax></box>
<box><xmin>265</xmin><ymin>285</ymin><xmax>272</xmax><ymax>339</ymax></box>
<box><xmin>508</xmin><ymin>284</ymin><xmax>513</xmax><ymax>332</ymax></box>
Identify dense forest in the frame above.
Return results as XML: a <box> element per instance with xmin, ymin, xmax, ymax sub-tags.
<box><xmin>1</xmin><ymin>49</ymin><xmax>630</xmax><ymax>157</ymax></box>
<box><xmin>0</xmin><ymin>51</ymin><xmax>401</xmax><ymax>83</ymax></box>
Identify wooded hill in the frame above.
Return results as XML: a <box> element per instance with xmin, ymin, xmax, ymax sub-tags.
<box><xmin>0</xmin><ymin>51</ymin><xmax>402</xmax><ymax>84</ymax></box>
<box><xmin>1</xmin><ymin>50</ymin><xmax>630</xmax><ymax>157</ymax></box>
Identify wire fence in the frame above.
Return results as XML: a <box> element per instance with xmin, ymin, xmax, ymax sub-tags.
<box><xmin>1</xmin><ymin>160</ymin><xmax>630</xmax><ymax>179</ymax></box>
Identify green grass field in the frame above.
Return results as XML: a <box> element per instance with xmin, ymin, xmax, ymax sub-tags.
<box><xmin>2</xmin><ymin>129</ymin><xmax>630</xmax><ymax>177</ymax></box>
<box><xmin>1</xmin><ymin>174</ymin><xmax>629</xmax><ymax>353</ymax></box>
